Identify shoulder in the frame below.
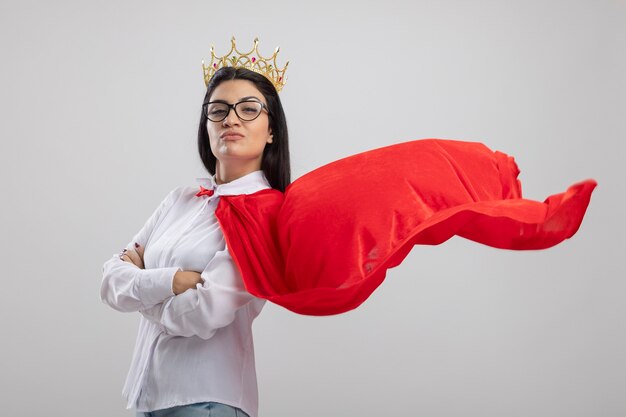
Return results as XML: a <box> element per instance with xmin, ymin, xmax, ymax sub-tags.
<box><xmin>222</xmin><ymin>188</ymin><xmax>283</xmax><ymax>203</ymax></box>
<box><xmin>159</xmin><ymin>184</ymin><xmax>201</xmax><ymax>208</ymax></box>
<box><xmin>164</xmin><ymin>185</ymin><xmax>189</xmax><ymax>201</ymax></box>
<box><xmin>218</xmin><ymin>188</ymin><xmax>284</xmax><ymax>219</ymax></box>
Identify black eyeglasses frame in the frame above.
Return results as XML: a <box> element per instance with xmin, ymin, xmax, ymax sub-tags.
<box><xmin>203</xmin><ymin>99</ymin><xmax>270</xmax><ymax>122</ymax></box>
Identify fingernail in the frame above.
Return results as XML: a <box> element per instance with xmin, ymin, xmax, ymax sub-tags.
<box><xmin>134</xmin><ymin>242</ymin><xmax>139</xmax><ymax>248</ymax></box>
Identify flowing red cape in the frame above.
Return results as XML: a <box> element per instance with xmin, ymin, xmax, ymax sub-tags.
<box><xmin>214</xmin><ymin>139</ymin><xmax>597</xmax><ymax>316</ymax></box>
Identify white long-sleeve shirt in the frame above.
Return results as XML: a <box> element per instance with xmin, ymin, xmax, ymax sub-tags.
<box><xmin>100</xmin><ymin>170</ymin><xmax>270</xmax><ymax>417</ymax></box>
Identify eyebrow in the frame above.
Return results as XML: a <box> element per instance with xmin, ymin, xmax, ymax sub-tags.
<box><xmin>209</xmin><ymin>96</ymin><xmax>262</xmax><ymax>104</ymax></box>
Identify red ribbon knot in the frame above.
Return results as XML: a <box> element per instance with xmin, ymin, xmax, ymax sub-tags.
<box><xmin>195</xmin><ymin>186</ymin><xmax>215</xmax><ymax>197</ymax></box>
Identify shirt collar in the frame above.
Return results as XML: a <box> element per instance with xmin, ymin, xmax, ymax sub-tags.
<box><xmin>195</xmin><ymin>170</ymin><xmax>271</xmax><ymax>197</ymax></box>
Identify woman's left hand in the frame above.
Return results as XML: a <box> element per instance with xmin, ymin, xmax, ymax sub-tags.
<box><xmin>120</xmin><ymin>242</ymin><xmax>145</xmax><ymax>269</ymax></box>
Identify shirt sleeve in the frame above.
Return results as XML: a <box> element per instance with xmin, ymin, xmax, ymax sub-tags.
<box><xmin>139</xmin><ymin>245</ymin><xmax>259</xmax><ymax>340</ymax></box>
<box><xmin>100</xmin><ymin>187</ymin><xmax>182</xmax><ymax>313</ymax></box>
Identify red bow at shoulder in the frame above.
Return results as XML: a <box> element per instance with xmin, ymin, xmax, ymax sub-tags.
<box><xmin>195</xmin><ymin>186</ymin><xmax>215</xmax><ymax>197</ymax></box>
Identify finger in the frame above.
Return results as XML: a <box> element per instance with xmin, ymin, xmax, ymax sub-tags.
<box><xmin>135</xmin><ymin>244</ymin><xmax>145</xmax><ymax>269</ymax></box>
<box><xmin>119</xmin><ymin>247</ymin><xmax>137</xmax><ymax>265</ymax></box>
<box><xmin>125</xmin><ymin>247</ymin><xmax>141</xmax><ymax>266</ymax></box>
<box><xmin>120</xmin><ymin>253</ymin><xmax>142</xmax><ymax>269</ymax></box>
<box><xmin>127</xmin><ymin>246</ymin><xmax>145</xmax><ymax>269</ymax></box>
<box><xmin>134</xmin><ymin>242</ymin><xmax>145</xmax><ymax>261</ymax></box>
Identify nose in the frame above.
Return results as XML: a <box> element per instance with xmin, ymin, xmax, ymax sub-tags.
<box><xmin>222</xmin><ymin>107</ymin><xmax>240</xmax><ymax>127</ymax></box>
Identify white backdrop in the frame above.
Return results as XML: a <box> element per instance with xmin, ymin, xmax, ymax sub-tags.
<box><xmin>1</xmin><ymin>0</ymin><xmax>624</xmax><ymax>416</ymax></box>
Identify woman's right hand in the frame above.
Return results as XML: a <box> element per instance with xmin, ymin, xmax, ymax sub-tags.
<box><xmin>173</xmin><ymin>271</ymin><xmax>204</xmax><ymax>295</ymax></box>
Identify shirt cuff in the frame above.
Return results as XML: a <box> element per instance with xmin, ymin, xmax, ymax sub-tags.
<box><xmin>136</xmin><ymin>267</ymin><xmax>181</xmax><ymax>306</ymax></box>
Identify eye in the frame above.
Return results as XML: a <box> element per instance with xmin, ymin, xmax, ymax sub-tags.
<box><xmin>207</xmin><ymin>104</ymin><xmax>228</xmax><ymax>118</ymax></box>
<box><xmin>240</xmin><ymin>102</ymin><xmax>261</xmax><ymax>114</ymax></box>
<box><xmin>242</xmin><ymin>106</ymin><xmax>258</xmax><ymax>114</ymax></box>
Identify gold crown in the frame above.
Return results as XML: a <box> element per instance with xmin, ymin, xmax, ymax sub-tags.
<box><xmin>202</xmin><ymin>36</ymin><xmax>289</xmax><ymax>92</ymax></box>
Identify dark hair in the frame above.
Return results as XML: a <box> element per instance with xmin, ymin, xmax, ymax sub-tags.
<box><xmin>197</xmin><ymin>67</ymin><xmax>291</xmax><ymax>192</ymax></box>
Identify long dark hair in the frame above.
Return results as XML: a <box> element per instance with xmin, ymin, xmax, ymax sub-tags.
<box><xmin>197</xmin><ymin>67</ymin><xmax>291</xmax><ymax>192</ymax></box>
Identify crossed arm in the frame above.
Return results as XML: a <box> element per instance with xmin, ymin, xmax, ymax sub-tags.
<box><xmin>119</xmin><ymin>243</ymin><xmax>202</xmax><ymax>295</ymax></box>
<box><xmin>100</xmin><ymin>189</ymin><xmax>258</xmax><ymax>340</ymax></box>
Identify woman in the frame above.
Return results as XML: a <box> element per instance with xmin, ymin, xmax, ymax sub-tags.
<box><xmin>100</xmin><ymin>66</ymin><xmax>289</xmax><ymax>417</ymax></box>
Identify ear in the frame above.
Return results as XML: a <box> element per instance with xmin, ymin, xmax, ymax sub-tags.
<box><xmin>267</xmin><ymin>128</ymin><xmax>274</xmax><ymax>144</ymax></box>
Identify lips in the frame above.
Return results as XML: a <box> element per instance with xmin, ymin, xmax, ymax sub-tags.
<box><xmin>220</xmin><ymin>131</ymin><xmax>244</xmax><ymax>140</ymax></box>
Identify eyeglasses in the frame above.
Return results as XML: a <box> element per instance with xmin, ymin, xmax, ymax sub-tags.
<box><xmin>204</xmin><ymin>99</ymin><xmax>269</xmax><ymax>122</ymax></box>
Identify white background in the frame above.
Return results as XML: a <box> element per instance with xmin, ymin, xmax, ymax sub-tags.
<box><xmin>1</xmin><ymin>0</ymin><xmax>624</xmax><ymax>416</ymax></box>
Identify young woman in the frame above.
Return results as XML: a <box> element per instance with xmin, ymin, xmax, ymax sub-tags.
<box><xmin>100</xmin><ymin>66</ymin><xmax>288</xmax><ymax>417</ymax></box>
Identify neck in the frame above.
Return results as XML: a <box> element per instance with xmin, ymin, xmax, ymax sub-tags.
<box><xmin>215</xmin><ymin>160</ymin><xmax>262</xmax><ymax>185</ymax></box>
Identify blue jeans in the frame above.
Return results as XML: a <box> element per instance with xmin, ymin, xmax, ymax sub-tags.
<box><xmin>136</xmin><ymin>402</ymin><xmax>250</xmax><ymax>417</ymax></box>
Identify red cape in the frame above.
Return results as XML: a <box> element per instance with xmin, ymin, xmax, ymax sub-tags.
<box><xmin>215</xmin><ymin>139</ymin><xmax>596</xmax><ymax>316</ymax></box>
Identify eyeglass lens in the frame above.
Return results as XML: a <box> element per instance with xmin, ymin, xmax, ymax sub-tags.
<box><xmin>206</xmin><ymin>101</ymin><xmax>263</xmax><ymax>122</ymax></box>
